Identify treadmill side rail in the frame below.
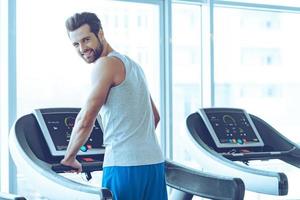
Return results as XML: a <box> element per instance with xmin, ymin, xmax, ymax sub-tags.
<box><xmin>0</xmin><ymin>192</ymin><xmax>27</xmax><ymax>200</ymax></box>
<box><xmin>165</xmin><ymin>160</ymin><xmax>245</xmax><ymax>200</ymax></box>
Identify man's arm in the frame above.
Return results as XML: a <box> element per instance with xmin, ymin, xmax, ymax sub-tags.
<box><xmin>60</xmin><ymin>57</ymin><xmax>121</xmax><ymax>172</ymax></box>
<box><xmin>150</xmin><ymin>96</ymin><xmax>160</xmax><ymax>129</ymax></box>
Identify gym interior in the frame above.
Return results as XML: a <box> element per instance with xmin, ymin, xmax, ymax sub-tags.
<box><xmin>1</xmin><ymin>0</ymin><xmax>300</xmax><ymax>199</ymax></box>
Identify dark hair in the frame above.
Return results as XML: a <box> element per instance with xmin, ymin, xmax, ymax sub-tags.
<box><xmin>65</xmin><ymin>12</ymin><xmax>102</xmax><ymax>36</ymax></box>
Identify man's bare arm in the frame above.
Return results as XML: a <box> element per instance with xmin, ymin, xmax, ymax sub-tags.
<box><xmin>61</xmin><ymin>57</ymin><xmax>121</xmax><ymax>171</ymax></box>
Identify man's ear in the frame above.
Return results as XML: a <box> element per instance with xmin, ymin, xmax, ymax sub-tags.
<box><xmin>98</xmin><ymin>29</ymin><xmax>104</xmax><ymax>41</ymax></box>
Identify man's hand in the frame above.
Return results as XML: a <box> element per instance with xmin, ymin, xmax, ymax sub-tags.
<box><xmin>60</xmin><ymin>157</ymin><xmax>83</xmax><ymax>174</ymax></box>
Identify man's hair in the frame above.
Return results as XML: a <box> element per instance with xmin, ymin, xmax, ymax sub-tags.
<box><xmin>65</xmin><ymin>12</ymin><xmax>102</xmax><ymax>36</ymax></box>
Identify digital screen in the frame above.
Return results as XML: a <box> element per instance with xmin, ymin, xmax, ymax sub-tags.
<box><xmin>42</xmin><ymin>112</ymin><xmax>103</xmax><ymax>151</ymax></box>
<box><xmin>200</xmin><ymin>108</ymin><xmax>264</xmax><ymax>148</ymax></box>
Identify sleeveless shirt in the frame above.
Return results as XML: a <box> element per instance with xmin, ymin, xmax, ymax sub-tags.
<box><xmin>100</xmin><ymin>51</ymin><xmax>164</xmax><ymax>167</ymax></box>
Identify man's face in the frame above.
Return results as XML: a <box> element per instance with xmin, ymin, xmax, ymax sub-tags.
<box><xmin>69</xmin><ymin>24</ymin><xmax>103</xmax><ymax>63</ymax></box>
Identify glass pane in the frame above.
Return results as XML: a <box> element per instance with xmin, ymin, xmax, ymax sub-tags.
<box><xmin>0</xmin><ymin>0</ymin><xmax>9</xmax><ymax>192</ymax></box>
<box><xmin>17</xmin><ymin>0</ymin><xmax>160</xmax><ymax>115</ymax></box>
<box><xmin>172</xmin><ymin>3</ymin><xmax>202</xmax><ymax>164</ymax></box>
<box><xmin>17</xmin><ymin>0</ymin><xmax>160</xmax><ymax>198</ymax></box>
<box><xmin>214</xmin><ymin>7</ymin><xmax>300</xmax><ymax>199</ymax></box>
<box><xmin>214</xmin><ymin>7</ymin><xmax>300</xmax><ymax>141</ymax></box>
<box><xmin>220</xmin><ymin>0</ymin><xmax>300</xmax><ymax>7</ymax></box>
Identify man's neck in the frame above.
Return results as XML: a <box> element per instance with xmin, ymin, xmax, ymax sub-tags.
<box><xmin>101</xmin><ymin>42</ymin><xmax>114</xmax><ymax>57</ymax></box>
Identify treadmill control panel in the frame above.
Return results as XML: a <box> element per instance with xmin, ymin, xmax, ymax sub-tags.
<box><xmin>199</xmin><ymin>108</ymin><xmax>264</xmax><ymax>148</ymax></box>
<box><xmin>34</xmin><ymin>108</ymin><xmax>105</xmax><ymax>156</ymax></box>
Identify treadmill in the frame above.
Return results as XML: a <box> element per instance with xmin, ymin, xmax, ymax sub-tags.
<box><xmin>0</xmin><ymin>192</ymin><xmax>26</xmax><ymax>200</ymax></box>
<box><xmin>186</xmin><ymin>107</ymin><xmax>300</xmax><ymax>196</ymax></box>
<box><xmin>9</xmin><ymin>107</ymin><xmax>245</xmax><ymax>200</ymax></box>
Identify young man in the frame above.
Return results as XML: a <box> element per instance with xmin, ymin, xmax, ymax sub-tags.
<box><xmin>60</xmin><ymin>12</ymin><xmax>168</xmax><ymax>200</ymax></box>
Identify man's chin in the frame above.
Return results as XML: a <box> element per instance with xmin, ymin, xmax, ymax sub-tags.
<box><xmin>85</xmin><ymin>60</ymin><xmax>94</xmax><ymax>64</ymax></box>
<box><xmin>83</xmin><ymin>57</ymin><xmax>96</xmax><ymax>64</ymax></box>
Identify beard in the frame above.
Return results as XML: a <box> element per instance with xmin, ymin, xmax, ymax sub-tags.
<box><xmin>93</xmin><ymin>40</ymin><xmax>104</xmax><ymax>62</ymax></box>
<box><xmin>81</xmin><ymin>38</ymin><xmax>104</xmax><ymax>63</ymax></box>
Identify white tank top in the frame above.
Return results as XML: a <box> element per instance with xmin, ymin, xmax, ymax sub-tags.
<box><xmin>100</xmin><ymin>51</ymin><xmax>164</xmax><ymax>167</ymax></box>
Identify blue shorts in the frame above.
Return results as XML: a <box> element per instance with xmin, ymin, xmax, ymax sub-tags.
<box><xmin>102</xmin><ymin>162</ymin><xmax>168</xmax><ymax>200</ymax></box>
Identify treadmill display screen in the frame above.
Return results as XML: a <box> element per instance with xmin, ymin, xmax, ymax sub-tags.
<box><xmin>199</xmin><ymin>108</ymin><xmax>264</xmax><ymax>148</ymax></box>
<box><xmin>43</xmin><ymin>113</ymin><xmax>103</xmax><ymax>150</ymax></box>
<box><xmin>34</xmin><ymin>109</ymin><xmax>105</xmax><ymax>156</ymax></box>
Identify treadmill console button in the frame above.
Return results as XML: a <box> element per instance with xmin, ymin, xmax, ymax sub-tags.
<box><xmin>80</xmin><ymin>145</ymin><xmax>87</xmax><ymax>152</ymax></box>
<box><xmin>82</xmin><ymin>157</ymin><xmax>95</xmax><ymax>162</ymax></box>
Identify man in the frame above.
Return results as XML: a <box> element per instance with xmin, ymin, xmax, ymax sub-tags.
<box><xmin>60</xmin><ymin>12</ymin><xmax>167</xmax><ymax>200</ymax></box>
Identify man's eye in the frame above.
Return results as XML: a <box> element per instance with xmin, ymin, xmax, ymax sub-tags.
<box><xmin>73</xmin><ymin>43</ymin><xmax>79</xmax><ymax>48</ymax></box>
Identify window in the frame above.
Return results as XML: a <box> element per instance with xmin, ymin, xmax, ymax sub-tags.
<box><xmin>172</xmin><ymin>3</ymin><xmax>203</xmax><ymax>164</ymax></box>
<box><xmin>17</xmin><ymin>0</ymin><xmax>160</xmax><ymax>198</ymax></box>
<box><xmin>0</xmin><ymin>0</ymin><xmax>9</xmax><ymax>193</ymax></box>
<box><xmin>17</xmin><ymin>0</ymin><xmax>160</xmax><ymax>115</ymax></box>
<box><xmin>214</xmin><ymin>6</ymin><xmax>300</xmax><ymax>199</ymax></box>
<box><xmin>214</xmin><ymin>7</ymin><xmax>300</xmax><ymax>142</ymax></box>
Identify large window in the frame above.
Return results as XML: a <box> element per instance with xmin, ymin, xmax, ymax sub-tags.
<box><xmin>171</xmin><ymin>1</ymin><xmax>300</xmax><ymax>199</ymax></box>
<box><xmin>172</xmin><ymin>3</ymin><xmax>203</xmax><ymax>164</ymax></box>
<box><xmin>0</xmin><ymin>0</ymin><xmax>9</xmax><ymax>193</ymax></box>
<box><xmin>214</xmin><ymin>7</ymin><xmax>300</xmax><ymax>144</ymax></box>
<box><xmin>17</xmin><ymin>0</ymin><xmax>160</xmax><ymax>115</ymax></box>
<box><xmin>17</xmin><ymin>0</ymin><xmax>160</xmax><ymax>198</ymax></box>
<box><xmin>214</xmin><ymin>6</ymin><xmax>300</xmax><ymax>199</ymax></box>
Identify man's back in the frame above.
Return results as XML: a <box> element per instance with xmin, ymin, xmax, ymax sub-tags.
<box><xmin>100</xmin><ymin>51</ymin><xmax>163</xmax><ymax>167</ymax></box>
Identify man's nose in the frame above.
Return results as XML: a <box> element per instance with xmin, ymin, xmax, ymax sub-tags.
<box><xmin>79</xmin><ymin>44</ymin><xmax>87</xmax><ymax>53</ymax></box>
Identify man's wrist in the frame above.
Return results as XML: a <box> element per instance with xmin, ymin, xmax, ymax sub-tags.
<box><xmin>62</xmin><ymin>155</ymin><xmax>76</xmax><ymax>163</ymax></box>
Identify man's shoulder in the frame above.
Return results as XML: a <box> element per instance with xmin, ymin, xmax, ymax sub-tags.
<box><xmin>94</xmin><ymin>56</ymin><xmax>121</xmax><ymax>70</ymax></box>
<box><xmin>95</xmin><ymin>56</ymin><xmax>114</xmax><ymax>65</ymax></box>
<box><xmin>92</xmin><ymin>55</ymin><xmax>125</xmax><ymax>84</ymax></box>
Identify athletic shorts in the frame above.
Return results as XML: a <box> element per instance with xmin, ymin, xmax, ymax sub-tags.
<box><xmin>102</xmin><ymin>162</ymin><xmax>168</xmax><ymax>200</ymax></box>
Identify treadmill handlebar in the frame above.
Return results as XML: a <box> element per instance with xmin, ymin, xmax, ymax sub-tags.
<box><xmin>51</xmin><ymin>161</ymin><xmax>103</xmax><ymax>173</ymax></box>
<box><xmin>51</xmin><ymin>163</ymin><xmax>113</xmax><ymax>198</ymax></box>
<box><xmin>51</xmin><ymin>164</ymin><xmax>78</xmax><ymax>173</ymax></box>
